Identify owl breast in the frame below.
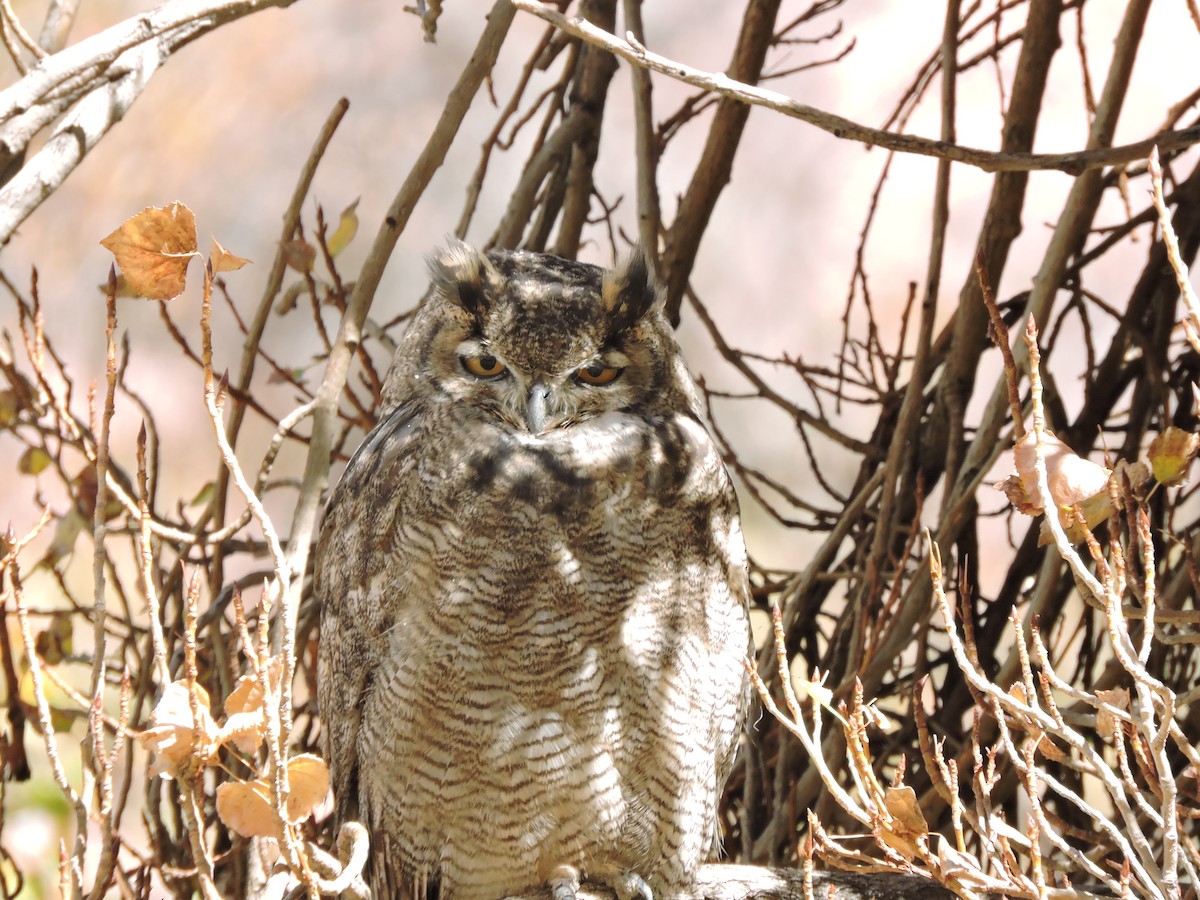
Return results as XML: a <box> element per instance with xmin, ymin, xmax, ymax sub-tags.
<box><xmin>317</xmin><ymin>244</ymin><xmax>751</xmax><ymax>900</ymax></box>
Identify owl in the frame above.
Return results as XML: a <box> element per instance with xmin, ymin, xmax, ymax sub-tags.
<box><xmin>316</xmin><ymin>240</ymin><xmax>751</xmax><ymax>900</ymax></box>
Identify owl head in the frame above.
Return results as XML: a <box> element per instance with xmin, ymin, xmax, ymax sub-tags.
<box><xmin>382</xmin><ymin>240</ymin><xmax>698</xmax><ymax>432</ymax></box>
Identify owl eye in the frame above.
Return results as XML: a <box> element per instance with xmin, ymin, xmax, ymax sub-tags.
<box><xmin>462</xmin><ymin>354</ymin><xmax>508</xmax><ymax>379</ymax></box>
<box><xmin>576</xmin><ymin>364</ymin><xmax>622</xmax><ymax>386</ymax></box>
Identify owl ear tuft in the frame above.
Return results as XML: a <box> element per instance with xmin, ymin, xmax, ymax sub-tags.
<box><xmin>427</xmin><ymin>238</ymin><xmax>499</xmax><ymax>319</ymax></box>
<box><xmin>602</xmin><ymin>246</ymin><xmax>661</xmax><ymax>335</ymax></box>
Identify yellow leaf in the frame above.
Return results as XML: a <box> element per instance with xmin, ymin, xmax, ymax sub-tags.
<box><xmin>210</xmin><ymin>236</ymin><xmax>252</xmax><ymax>274</ymax></box>
<box><xmin>216</xmin><ymin>779</ymin><xmax>276</xmax><ymax>838</ymax></box>
<box><xmin>1148</xmin><ymin>426</ymin><xmax>1200</xmax><ymax>485</ymax></box>
<box><xmin>326</xmin><ymin>198</ymin><xmax>359</xmax><ymax>257</ymax></box>
<box><xmin>189</xmin><ymin>481</ymin><xmax>215</xmax><ymax>509</ymax></box>
<box><xmin>17</xmin><ymin>447</ymin><xmax>51</xmax><ymax>475</ymax></box>
<box><xmin>100</xmin><ymin>202</ymin><xmax>198</xmax><ymax>300</ymax></box>
<box><xmin>18</xmin><ymin>667</ymin><xmax>78</xmax><ymax>732</ymax></box>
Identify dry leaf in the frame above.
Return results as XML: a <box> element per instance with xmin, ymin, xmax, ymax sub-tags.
<box><xmin>1096</xmin><ymin>688</ymin><xmax>1130</xmax><ymax>741</ymax></box>
<box><xmin>1012</xmin><ymin>430</ymin><xmax>1110</xmax><ymax>511</ymax></box>
<box><xmin>210</xmin><ymin>237</ymin><xmax>251</xmax><ymax>274</ymax></box>
<box><xmin>325</xmin><ymin>198</ymin><xmax>359</xmax><ymax>257</ymax></box>
<box><xmin>993</xmin><ymin>473</ymin><xmax>1042</xmax><ymax>516</ymax></box>
<box><xmin>1037</xmin><ymin>489</ymin><xmax>1115</xmax><ymax>546</ymax></box>
<box><xmin>18</xmin><ymin>667</ymin><xmax>78</xmax><ymax>732</ymax></box>
<box><xmin>216</xmin><ymin>779</ymin><xmax>276</xmax><ymax>838</ymax></box>
<box><xmin>936</xmin><ymin>835</ymin><xmax>988</xmax><ymax>886</ymax></box>
<box><xmin>284</xmin><ymin>754</ymin><xmax>330</xmax><ymax>820</ymax></box>
<box><xmin>0</xmin><ymin>390</ymin><xmax>17</xmax><ymax>426</ymax></box>
<box><xmin>1148</xmin><ymin>426</ymin><xmax>1200</xmax><ymax>485</ymax></box>
<box><xmin>884</xmin><ymin>784</ymin><xmax>928</xmax><ymax>835</ymax></box>
<box><xmin>275</xmin><ymin>282</ymin><xmax>305</xmax><ymax>316</ymax></box>
<box><xmin>100</xmin><ymin>202</ymin><xmax>198</xmax><ymax>300</ymax></box>
<box><xmin>1037</xmin><ymin>733</ymin><xmax>1069</xmax><ymax>763</ymax></box>
<box><xmin>221</xmin><ymin>674</ymin><xmax>268</xmax><ymax>755</ymax></box>
<box><xmin>137</xmin><ymin>681</ymin><xmax>220</xmax><ymax>778</ymax></box>
<box><xmin>35</xmin><ymin>615</ymin><xmax>72</xmax><ymax>665</ymax></box>
<box><xmin>40</xmin><ymin>510</ymin><xmax>86</xmax><ymax>568</ymax></box>
<box><xmin>215</xmin><ymin>754</ymin><xmax>331</xmax><ymax>838</ymax></box>
<box><xmin>281</xmin><ymin>239</ymin><xmax>316</xmax><ymax>273</ymax></box>
<box><xmin>218</xmin><ymin>657</ymin><xmax>282</xmax><ymax>755</ymax></box>
<box><xmin>17</xmin><ymin>447</ymin><xmax>51</xmax><ymax>475</ymax></box>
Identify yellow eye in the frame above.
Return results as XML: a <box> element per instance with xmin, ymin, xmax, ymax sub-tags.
<box><xmin>576</xmin><ymin>364</ymin><xmax>622</xmax><ymax>386</ymax></box>
<box><xmin>462</xmin><ymin>354</ymin><xmax>507</xmax><ymax>378</ymax></box>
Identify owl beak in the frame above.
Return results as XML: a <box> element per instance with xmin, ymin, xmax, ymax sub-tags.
<box><xmin>526</xmin><ymin>384</ymin><xmax>549</xmax><ymax>434</ymax></box>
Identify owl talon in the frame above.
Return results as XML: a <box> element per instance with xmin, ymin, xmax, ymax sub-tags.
<box><xmin>549</xmin><ymin>865</ymin><xmax>581</xmax><ymax>900</ymax></box>
<box><xmin>606</xmin><ymin>871</ymin><xmax>653</xmax><ymax>900</ymax></box>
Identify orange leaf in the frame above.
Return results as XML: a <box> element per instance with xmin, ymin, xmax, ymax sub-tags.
<box><xmin>100</xmin><ymin>202</ymin><xmax>198</xmax><ymax>300</ymax></box>
<box><xmin>285</xmin><ymin>754</ymin><xmax>330</xmax><ymax>821</ymax></box>
<box><xmin>884</xmin><ymin>784</ymin><xmax>928</xmax><ymax>835</ymax></box>
<box><xmin>210</xmin><ymin>237</ymin><xmax>251</xmax><ymax>274</ymax></box>
<box><xmin>215</xmin><ymin>780</ymin><xmax>276</xmax><ymax>838</ymax></box>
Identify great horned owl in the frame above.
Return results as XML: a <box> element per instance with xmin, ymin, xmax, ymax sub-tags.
<box><xmin>316</xmin><ymin>241</ymin><xmax>751</xmax><ymax>900</ymax></box>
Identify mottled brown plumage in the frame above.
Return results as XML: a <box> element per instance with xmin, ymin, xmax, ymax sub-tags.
<box><xmin>316</xmin><ymin>241</ymin><xmax>751</xmax><ymax>900</ymax></box>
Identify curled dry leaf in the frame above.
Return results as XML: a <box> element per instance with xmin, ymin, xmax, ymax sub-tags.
<box><xmin>1095</xmin><ymin>688</ymin><xmax>1130</xmax><ymax>741</ymax></box>
<box><xmin>936</xmin><ymin>835</ymin><xmax>990</xmax><ymax>889</ymax></box>
<box><xmin>1011</xmin><ymin>429</ymin><xmax>1111</xmax><ymax>511</ymax></box>
<box><xmin>221</xmin><ymin>674</ymin><xmax>268</xmax><ymax>755</ymax></box>
<box><xmin>281</xmin><ymin>238</ymin><xmax>316</xmax><ymax>273</ymax></box>
<box><xmin>1148</xmin><ymin>425</ymin><xmax>1200</xmax><ymax>486</ymax></box>
<box><xmin>220</xmin><ymin>657</ymin><xmax>283</xmax><ymax>755</ymax></box>
<box><xmin>884</xmin><ymin>784</ymin><xmax>928</xmax><ymax>835</ymax></box>
<box><xmin>879</xmin><ymin>784</ymin><xmax>927</xmax><ymax>860</ymax></box>
<box><xmin>210</xmin><ymin>236</ymin><xmax>252</xmax><ymax>274</ymax></box>
<box><xmin>137</xmin><ymin>681</ymin><xmax>220</xmax><ymax>778</ymax></box>
<box><xmin>99</xmin><ymin>202</ymin><xmax>198</xmax><ymax>300</ymax></box>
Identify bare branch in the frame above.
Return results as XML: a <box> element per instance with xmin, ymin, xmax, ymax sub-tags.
<box><xmin>509</xmin><ymin>0</ymin><xmax>1199</xmax><ymax>175</ymax></box>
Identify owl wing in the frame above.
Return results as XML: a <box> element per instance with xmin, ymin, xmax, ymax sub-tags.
<box><xmin>316</xmin><ymin>403</ymin><xmax>421</xmax><ymax>821</ymax></box>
